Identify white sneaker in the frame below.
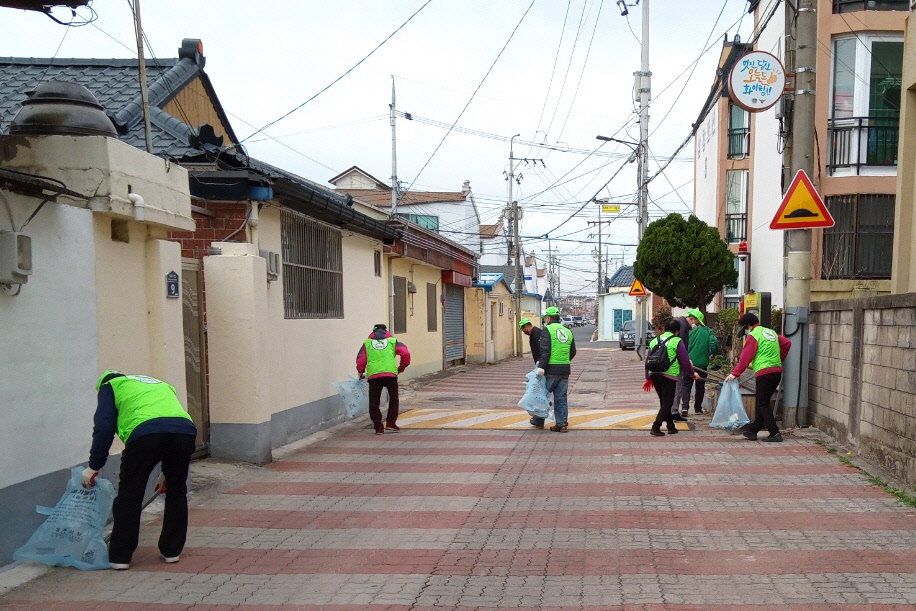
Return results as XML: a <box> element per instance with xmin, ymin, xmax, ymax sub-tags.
<box><xmin>109</xmin><ymin>562</ymin><xmax>130</xmax><ymax>570</ymax></box>
<box><xmin>161</xmin><ymin>555</ymin><xmax>180</xmax><ymax>563</ymax></box>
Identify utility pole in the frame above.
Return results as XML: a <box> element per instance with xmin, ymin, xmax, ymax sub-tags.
<box><xmin>508</xmin><ymin>135</ymin><xmax>524</xmax><ymax>357</ymax></box>
<box><xmin>130</xmin><ymin>0</ymin><xmax>153</xmax><ymax>153</ymax></box>
<box><xmin>634</xmin><ymin>0</ymin><xmax>651</xmax><ymax>357</ymax></box>
<box><xmin>782</xmin><ymin>0</ymin><xmax>817</xmax><ymax>428</ymax></box>
<box><xmin>390</xmin><ymin>76</ymin><xmax>399</xmax><ymax>214</ymax></box>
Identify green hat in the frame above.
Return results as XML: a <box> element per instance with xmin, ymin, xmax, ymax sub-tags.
<box><xmin>545</xmin><ymin>306</ymin><xmax>560</xmax><ymax>315</ymax></box>
<box><xmin>96</xmin><ymin>370</ymin><xmax>124</xmax><ymax>391</ymax></box>
<box><xmin>686</xmin><ymin>308</ymin><xmax>705</xmax><ymax>325</ymax></box>
<box><xmin>518</xmin><ymin>318</ymin><xmax>532</xmax><ymax>328</ymax></box>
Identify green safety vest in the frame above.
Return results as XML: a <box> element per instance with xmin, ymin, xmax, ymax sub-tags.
<box><xmin>649</xmin><ymin>332</ymin><xmax>682</xmax><ymax>377</ymax></box>
<box><xmin>545</xmin><ymin>322</ymin><xmax>573</xmax><ymax>365</ymax></box>
<box><xmin>105</xmin><ymin>375</ymin><xmax>192</xmax><ymax>443</ymax></box>
<box><xmin>749</xmin><ymin>326</ymin><xmax>782</xmax><ymax>371</ymax></box>
<box><xmin>365</xmin><ymin>337</ymin><xmax>398</xmax><ymax>376</ymax></box>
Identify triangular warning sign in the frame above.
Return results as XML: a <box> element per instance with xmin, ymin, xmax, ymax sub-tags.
<box><xmin>629</xmin><ymin>279</ymin><xmax>647</xmax><ymax>296</ymax></box>
<box><xmin>771</xmin><ymin>170</ymin><xmax>834</xmax><ymax>229</ymax></box>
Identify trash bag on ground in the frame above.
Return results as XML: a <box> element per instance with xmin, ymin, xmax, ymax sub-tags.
<box><xmin>13</xmin><ymin>466</ymin><xmax>114</xmax><ymax>570</ymax></box>
<box><xmin>333</xmin><ymin>375</ymin><xmax>370</xmax><ymax>418</ymax></box>
<box><xmin>710</xmin><ymin>379</ymin><xmax>750</xmax><ymax>431</ymax></box>
<box><xmin>518</xmin><ymin>368</ymin><xmax>553</xmax><ymax>421</ymax></box>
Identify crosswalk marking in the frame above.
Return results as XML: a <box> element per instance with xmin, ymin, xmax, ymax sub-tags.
<box><xmin>397</xmin><ymin>409</ymin><xmax>688</xmax><ymax>430</ymax></box>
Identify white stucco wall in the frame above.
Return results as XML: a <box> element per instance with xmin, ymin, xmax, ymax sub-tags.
<box><xmin>388</xmin><ymin>256</ymin><xmax>445</xmax><ymax>378</ymax></box>
<box><xmin>694</xmin><ymin>101</ymin><xmax>720</xmax><ymax>226</ymax></box>
<box><xmin>0</xmin><ymin>201</ymin><xmax>98</xmax><ymax>489</ymax></box>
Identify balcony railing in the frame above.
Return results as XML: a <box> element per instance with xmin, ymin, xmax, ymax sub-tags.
<box><xmin>833</xmin><ymin>0</ymin><xmax>908</xmax><ymax>12</ymax></box>
<box><xmin>727</xmin><ymin>127</ymin><xmax>750</xmax><ymax>159</ymax></box>
<box><xmin>725</xmin><ymin>214</ymin><xmax>747</xmax><ymax>244</ymax></box>
<box><xmin>827</xmin><ymin>116</ymin><xmax>899</xmax><ymax>175</ymax></box>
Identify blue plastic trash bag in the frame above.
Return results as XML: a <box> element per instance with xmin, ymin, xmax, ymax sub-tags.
<box><xmin>333</xmin><ymin>375</ymin><xmax>370</xmax><ymax>418</ymax></box>
<box><xmin>710</xmin><ymin>380</ymin><xmax>750</xmax><ymax>431</ymax></box>
<box><xmin>14</xmin><ymin>466</ymin><xmax>114</xmax><ymax>570</ymax></box>
<box><xmin>518</xmin><ymin>368</ymin><xmax>553</xmax><ymax>421</ymax></box>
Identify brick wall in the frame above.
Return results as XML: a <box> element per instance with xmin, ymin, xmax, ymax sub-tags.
<box><xmin>171</xmin><ymin>202</ymin><xmax>249</xmax><ymax>259</ymax></box>
<box><xmin>810</xmin><ymin>293</ymin><xmax>916</xmax><ymax>488</ymax></box>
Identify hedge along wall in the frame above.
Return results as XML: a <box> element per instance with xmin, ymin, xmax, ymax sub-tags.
<box><xmin>810</xmin><ymin>293</ymin><xmax>916</xmax><ymax>488</ymax></box>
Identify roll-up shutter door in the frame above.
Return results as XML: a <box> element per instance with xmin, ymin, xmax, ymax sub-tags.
<box><xmin>444</xmin><ymin>284</ymin><xmax>465</xmax><ymax>363</ymax></box>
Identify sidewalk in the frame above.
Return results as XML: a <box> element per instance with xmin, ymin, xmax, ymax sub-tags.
<box><xmin>2</xmin><ymin>348</ymin><xmax>916</xmax><ymax>609</ymax></box>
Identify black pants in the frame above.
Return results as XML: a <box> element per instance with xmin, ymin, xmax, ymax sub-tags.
<box><xmin>748</xmin><ymin>371</ymin><xmax>782</xmax><ymax>436</ymax></box>
<box><xmin>651</xmin><ymin>375</ymin><xmax>677</xmax><ymax>429</ymax></box>
<box><xmin>109</xmin><ymin>433</ymin><xmax>195</xmax><ymax>564</ymax></box>
<box><xmin>368</xmin><ymin>376</ymin><xmax>400</xmax><ymax>427</ymax></box>
<box><xmin>679</xmin><ymin>369</ymin><xmax>708</xmax><ymax>412</ymax></box>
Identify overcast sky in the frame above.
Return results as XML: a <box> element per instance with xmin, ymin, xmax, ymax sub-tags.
<box><xmin>1</xmin><ymin>0</ymin><xmax>755</xmax><ymax>294</ymax></box>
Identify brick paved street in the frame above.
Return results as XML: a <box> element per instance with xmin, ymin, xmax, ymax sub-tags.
<box><xmin>2</xmin><ymin>348</ymin><xmax>916</xmax><ymax>610</ymax></box>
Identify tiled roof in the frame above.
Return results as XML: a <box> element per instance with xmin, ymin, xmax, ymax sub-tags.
<box><xmin>0</xmin><ymin>46</ymin><xmax>236</xmax><ymax>159</ymax></box>
<box><xmin>480</xmin><ymin>223</ymin><xmax>502</xmax><ymax>238</ymax></box>
<box><xmin>607</xmin><ymin>265</ymin><xmax>635</xmax><ymax>287</ymax></box>
<box><xmin>340</xmin><ymin>188</ymin><xmax>468</xmax><ymax>207</ymax></box>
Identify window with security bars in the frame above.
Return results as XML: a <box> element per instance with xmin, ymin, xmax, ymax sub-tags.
<box><xmin>822</xmin><ymin>194</ymin><xmax>894</xmax><ymax>279</ymax></box>
<box><xmin>282</xmin><ymin>209</ymin><xmax>344</xmax><ymax>318</ymax></box>
<box><xmin>427</xmin><ymin>283</ymin><xmax>437</xmax><ymax>332</ymax></box>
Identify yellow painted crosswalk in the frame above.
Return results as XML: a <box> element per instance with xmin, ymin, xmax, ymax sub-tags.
<box><xmin>397</xmin><ymin>409</ymin><xmax>690</xmax><ymax>430</ymax></box>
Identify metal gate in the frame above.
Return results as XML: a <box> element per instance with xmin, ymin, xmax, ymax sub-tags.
<box><xmin>182</xmin><ymin>259</ymin><xmax>209</xmax><ymax>457</ymax></box>
<box><xmin>444</xmin><ymin>284</ymin><xmax>465</xmax><ymax>365</ymax></box>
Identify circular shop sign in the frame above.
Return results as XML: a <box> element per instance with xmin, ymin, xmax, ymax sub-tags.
<box><xmin>729</xmin><ymin>50</ymin><xmax>786</xmax><ymax>112</ymax></box>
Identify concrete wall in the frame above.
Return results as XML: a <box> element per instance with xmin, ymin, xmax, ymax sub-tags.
<box><xmin>465</xmin><ymin>287</ymin><xmax>487</xmax><ymax>364</ymax></box>
<box><xmin>204</xmin><ymin>205</ymin><xmax>393</xmax><ymax>464</ymax></box>
<box><xmin>388</xmin><ymin>256</ymin><xmax>444</xmax><ymax>379</ymax></box>
<box><xmin>0</xmin><ymin>134</ymin><xmax>193</xmax><ymax>565</ymax></box>
<box><xmin>893</xmin><ymin>10</ymin><xmax>916</xmax><ymax>294</ymax></box>
<box><xmin>809</xmin><ymin>293</ymin><xmax>916</xmax><ymax>488</ymax></box>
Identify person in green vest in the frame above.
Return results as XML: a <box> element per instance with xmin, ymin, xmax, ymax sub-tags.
<box><xmin>679</xmin><ymin>308</ymin><xmax>719</xmax><ymax>416</ymax></box>
<box><xmin>725</xmin><ymin>313</ymin><xmax>791</xmax><ymax>442</ymax></box>
<box><xmin>81</xmin><ymin>371</ymin><xmax>197</xmax><ymax>570</ymax></box>
<box><xmin>643</xmin><ymin>319</ymin><xmax>700</xmax><ymax>437</ymax></box>
<box><xmin>356</xmin><ymin>323</ymin><xmax>411</xmax><ymax>435</ymax></box>
<box><xmin>531</xmin><ymin>306</ymin><xmax>576</xmax><ymax>432</ymax></box>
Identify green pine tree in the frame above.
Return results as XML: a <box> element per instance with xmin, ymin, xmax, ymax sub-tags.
<box><xmin>632</xmin><ymin>213</ymin><xmax>738</xmax><ymax>311</ymax></box>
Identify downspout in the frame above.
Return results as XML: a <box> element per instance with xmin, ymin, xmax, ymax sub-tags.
<box><xmin>248</xmin><ymin>203</ymin><xmax>260</xmax><ymax>247</ymax></box>
<box><xmin>129</xmin><ymin>192</ymin><xmax>146</xmax><ymax>222</ymax></box>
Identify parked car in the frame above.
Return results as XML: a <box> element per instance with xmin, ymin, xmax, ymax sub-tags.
<box><xmin>618</xmin><ymin>319</ymin><xmax>655</xmax><ymax>350</ymax></box>
<box><xmin>561</xmin><ymin>316</ymin><xmax>574</xmax><ymax>326</ymax></box>
<box><xmin>571</xmin><ymin>315</ymin><xmax>584</xmax><ymax>327</ymax></box>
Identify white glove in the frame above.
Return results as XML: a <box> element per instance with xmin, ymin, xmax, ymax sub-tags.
<box><xmin>154</xmin><ymin>473</ymin><xmax>167</xmax><ymax>494</ymax></box>
<box><xmin>536</xmin><ymin>368</ymin><xmax>545</xmax><ymax>377</ymax></box>
<box><xmin>81</xmin><ymin>467</ymin><xmax>98</xmax><ymax>488</ymax></box>
<box><xmin>724</xmin><ymin>373</ymin><xmax>736</xmax><ymax>383</ymax></box>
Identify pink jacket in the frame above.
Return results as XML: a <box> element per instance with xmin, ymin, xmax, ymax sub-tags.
<box><xmin>355</xmin><ymin>329</ymin><xmax>411</xmax><ymax>379</ymax></box>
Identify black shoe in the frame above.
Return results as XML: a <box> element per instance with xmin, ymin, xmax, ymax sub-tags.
<box><xmin>649</xmin><ymin>428</ymin><xmax>665</xmax><ymax>437</ymax></box>
<box><xmin>529</xmin><ymin>418</ymin><xmax>544</xmax><ymax>429</ymax></box>
<box><xmin>762</xmin><ymin>433</ymin><xmax>783</xmax><ymax>442</ymax></box>
<box><xmin>694</xmin><ymin>408</ymin><xmax>705</xmax><ymax>415</ymax></box>
<box><xmin>741</xmin><ymin>430</ymin><xmax>757</xmax><ymax>441</ymax></box>
<box><xmin>671</xmin><ymin>414</ymin><xmax>688</xmax><ymax>422</ymax></box>
<box><xmin>680</xmin><ymin>410</ymin><xmax>689</xmax><ymax>418</ymax></box>
<box><xmin>666</xmin><ymin>426</ymin><xmax>679</xmax><ymax>434</ymax></box>
<box><xmin>549</xmin><ymin>423</ymin><xmax>568</xmax><ymax>433</ymax></box>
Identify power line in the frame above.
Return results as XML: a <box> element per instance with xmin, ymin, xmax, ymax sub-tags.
<box><xmin>238</xmin><ymin>0</ymin><xmax>436</xmax><ymax>146</ymax></box>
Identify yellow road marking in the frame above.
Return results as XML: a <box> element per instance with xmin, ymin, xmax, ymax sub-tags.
<box><xmin>397</xmin><ymin>409</ymin><xmax>690</xmax><ymax>430</ymax></box>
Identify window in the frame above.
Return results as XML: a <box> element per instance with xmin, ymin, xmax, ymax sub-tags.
<box><xmin>725</xmin><ymin>170</ymin><xmax>748</xmax><ymax>243</ymax></box>
<box><xmin>822</xmin><ymin>194</ymin><xmax>894</xmax><ymax>279</ymax></box>
<box><xmin>427</xmin><ymin>283</ymin><xmax>438</xmax><ymax>332</ymax></box>
<box><xmin>393</xmin><ymin>276</ymin><xmax>407</xmax><ymax>333</ymax></box>
<box><xmin>399</xmin><ymin>213</ymin><xmax>439</xmax><ymax>232</ymax></box>
<box><xmin>373</xmin><ymin>251</ymin><xmax>382</xmax><ymax>277</ymax></box>
<box><xmin>828</xmin><ymin>35</ymin><xmax>903</xmax><ymax>173</ymax></box>
<box><xmin>724</xmin><ymin>256</ymin><xmax>741</xmax><ymax>307</ymax></box>
<box><xmin>282</xmin><ymin>209</ymin><xmax>343</xmax><ymax>319</ymax></box>
<box><xmin>832</xmin><ymin>0</ymin><xmax>908</xmax><ymax>13</ymax></box>
<box><xmin>727</xmin><ymin>103</ymin><xmax>750</xmax><ymax>159</ymax></box>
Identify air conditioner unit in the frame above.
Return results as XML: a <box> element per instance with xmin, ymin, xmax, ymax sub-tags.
<box><xmin>260</xmin><ymin>249</ymin><xmax>281</xmax><ymax>280</ymax></box>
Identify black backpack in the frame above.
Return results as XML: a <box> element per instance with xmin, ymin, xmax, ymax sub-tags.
<box><xmin>645</xmin><ymin>335</ymin><xmax>673</xmax><ymax>373</ymax></box>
